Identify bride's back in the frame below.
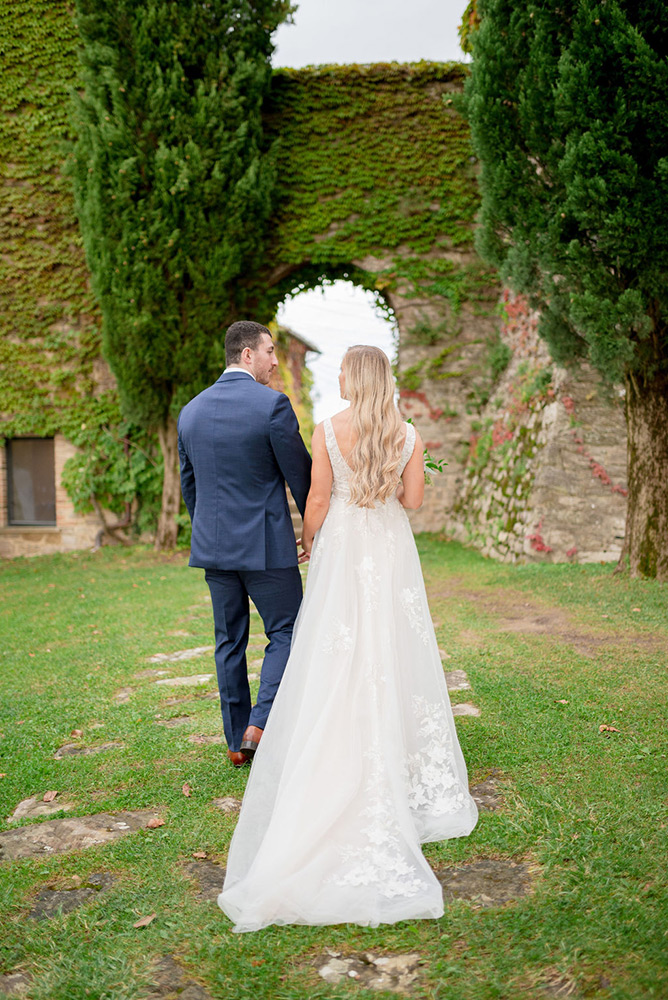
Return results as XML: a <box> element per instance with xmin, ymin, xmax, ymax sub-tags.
<box><xmin>332</xmin><ymin>346</ymin><xmax>406</xmax><ymax>507</ymax></box>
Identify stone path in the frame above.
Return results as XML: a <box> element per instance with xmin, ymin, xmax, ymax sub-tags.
<box><xmin>436</xmin><ymin>858</ymin><xmax>533</xmax><ymax>907</ymax></box>
<box><xmin>0</xmin><ymin>970</ymin><xmax>31</xmax><ymax>998</ymax></box>
<box><xmin>316</xmin><ymin>951</ymin><xmax>422</xmax><ymax>993</ymax></box>
<box><xmin>0</xmin><ymin>809</ymin><xmax>162</xmax><ymax>861</ymax></box>
<box><xmin>147</xmin><ymin>956</ymin><xmax>214</xmax><ymax>1000</ymax></box>
<box><xmin>27</xmin><ymin>872</ymin><xmax>116</xmax><ymax>920</ymax></box>
<box><xmin>54</xmin><ymin>741</ymin><xmax>124</xmax><ymax>760</ymax></box>
<box><xmin>211</xmin><ymin>797</ymin><xmax>241</xmax><ymax>814</ymax></box>
<box><xmin>155</xmin><ymin>674</ymin><xmax>214</xmax><ymax>688</ymax></box>
<box><xmin>470</xmin><ymin>771</ymin><xmax>504</xmax><ymax>812</ymax></box>
<box><xmin>156</xmin><ymin>715</ymin><xmax>192</xmax><ymax>728</ymax></box>
<box><xmin>147</xmin><ymin>647</ymin><xmax>214</xmax><ymax>664</ymax></box>
<box><xmin>444</xmin><ymin>669</ymin><xmax>471</xmax><ymax>691</ymax></box>
<box><xmin>113</xmin><ymin>686</ymin><xmax>134</xmax><ymax>703</ymax></box>
<box><xmin>183</xmin><ymin>858</ymin><xmax>226</xmax><ymax>902</ymax></box>
<box><xmin>7</xmin><ymin>795</ymin><xmax>74</xmax><ymax>823</ymax></box>
<box><xmin>452</xmin><ymin>702</ymin><xmax>481</xmax><ymax>717</ymax></box>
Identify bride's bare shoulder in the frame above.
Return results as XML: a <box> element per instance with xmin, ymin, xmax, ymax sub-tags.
<box><xmin>330</xmin><ymin>409</ymin><xmax>352</xmax><ymax>429</ymax></box>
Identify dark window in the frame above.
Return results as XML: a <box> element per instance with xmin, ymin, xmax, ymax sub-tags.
<box><xmin>7</xmin><ymin>438</ymin><xmax>56</xmax><ymax>525</ymax></box>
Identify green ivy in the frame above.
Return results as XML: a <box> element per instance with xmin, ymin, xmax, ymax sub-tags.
<box><xmin>1</xmin><ymin>2</ymin><xmax>496</xmax><ymax>525</ymax></box>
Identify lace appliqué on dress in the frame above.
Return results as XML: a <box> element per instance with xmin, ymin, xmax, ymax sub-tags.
<box><xmin>321</xmin><ymin>618</ymin><xmax>353</xmax><ymax>656</ymax></box>
<box><xmin>356</xmin><ymin>555</ymin><xmax>380</xmax><ymax>611</ymax></box>
<box><xmin>400</xmin><ymin>588</ymin><xmax>430</xmax><ymax>645</ymax></box>
<box><xmin>327</xmin><ymin>745</ymin><xmax>430</xmax><ymax>899</ymax></box>
<box><xmin>407</xmin><ymin>696</ymin><xmax>469</xmax><ymax>816</ymax></box>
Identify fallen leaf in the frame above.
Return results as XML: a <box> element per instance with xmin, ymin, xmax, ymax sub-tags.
<box><xmin>632</xmin><ymin>607</ymin><xmax>641</xmax><ymax>612</ymax></box>
<box><xmin>146</xmin><ymin>817</ymin><xmax>165</xmax><ymax>829</ymax></box>
<box><xmin>42</xmin><ymin>790</ymin><xmax>58</xmax><ymax>802</ymax></box>
<box><xmin>599</xmin><ymin>724</ymin><xmax>621</xmax><ymax>733</ymax></box>
<box><xmin>251</xmin><ymin>960</ymin><xmax>265</xmax><ymax>967</ymax></box>
<box><xmin>0</xmin><ymin>773</ymin><xmax>6</xmax><ymax>778</ymax></box>
<box><xmin>182</xmin><ymin>783</ymin><xmax>191</xmax><ymax>797</ymax></box>
<box><xmin>70</xmin><ymin>729</ymin><xmax>83</xmax><ymax>738</ymax></box>
<box><xmin>133</xmin><ymin>913</ymin><xmax>156</xmax><ymax>928</ymax></box>
<box><xmin>555</xmin><ymin>699</ymin><xmax>569</xmax><ymax>705</ymax></box>
<box><xmin>192</xmin><ymin>851</ymin><xmax>207</xmax><ymax>859</ymax></box>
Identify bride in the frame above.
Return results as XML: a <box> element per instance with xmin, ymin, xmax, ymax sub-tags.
<box><xmin>218</xmin><ymin>345</ymin><xmax>478</xmax><ymax>932</ymax></box>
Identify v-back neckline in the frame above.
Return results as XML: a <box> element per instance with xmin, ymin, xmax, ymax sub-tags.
<box><xmin>326</xmin><ymin>417</ymin><xmax>409</xmax><ymax>473</ymax></box>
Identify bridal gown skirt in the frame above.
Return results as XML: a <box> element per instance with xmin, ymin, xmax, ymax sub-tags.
<box><xmin>218</xmin><ymin>485</ymin><xmax>478</xmax><ymax>932</ymax></box>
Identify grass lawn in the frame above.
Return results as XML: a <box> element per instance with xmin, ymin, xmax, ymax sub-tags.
<box><xmin>0</xmin><ymin>538</ymin><xmax>666</xmax><ymax>1000</ymax></box>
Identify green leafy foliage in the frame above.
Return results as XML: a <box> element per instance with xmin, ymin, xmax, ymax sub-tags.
<box><xmin>59</xmin><ymin>394</ymin><xmax>162</xmax><ymax>536</ymax></box>
<box><xmin>465</xmin><ymin>0</ymin><xmax>668</xmax><ymax>578</ymax></box>
<box><xmin>0</xmin><ymin>0</ymin><xmax>100</xmax><ymax>442</ymax></box>
<box><xmin>1</xmin><ymin>3</ymin><xmax>493</xmax><ymax>537</ymax></box>
<box><xmin>465</xmin><ymin>0</ymin><xmax>668</xmax><ymax>385</ymax></box>
<box><xmin>69</xmin><ymin>0</ymin><xmax>292</xmax><ymax>428</ymax></box>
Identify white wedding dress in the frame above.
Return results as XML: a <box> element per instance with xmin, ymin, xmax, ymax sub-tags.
<box><xmin>218</xmin><ymin>419</ymin><xmax>478</xmax><ymax>932</ymax></box>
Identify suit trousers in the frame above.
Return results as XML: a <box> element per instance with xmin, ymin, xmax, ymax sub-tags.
<box><xmin>205</xmin><ymin>566</ymin><xmax>303</xmax><ymax>752</ymax></box>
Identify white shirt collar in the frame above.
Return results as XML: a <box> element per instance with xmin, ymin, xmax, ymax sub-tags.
<box><xmin>223</xmin><ymin>366</ymin><xmax>256</xmax><ymax>380</ymax></box>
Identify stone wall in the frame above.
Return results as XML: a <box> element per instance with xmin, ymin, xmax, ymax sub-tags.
<box><xmin>438</xmin><ymin>293</ymin><xmax>628</xmax><ymax>564</ymax></box>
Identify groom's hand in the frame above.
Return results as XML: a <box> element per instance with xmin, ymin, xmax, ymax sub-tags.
<box><xmin>296</xmin><ymin>538</ymin><xmax>311</xmax><ymax>563</ymax></box>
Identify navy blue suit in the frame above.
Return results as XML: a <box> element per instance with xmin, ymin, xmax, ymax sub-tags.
<box><xmin>178</xmin><ymin>371</ymin><xmax>312</xmax><ymax>751</ymax></box>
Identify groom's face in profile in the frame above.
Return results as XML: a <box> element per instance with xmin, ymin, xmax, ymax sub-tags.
<box><xmin>248</xmin><ymin>332</ymin><xmax>279</xmax><ymax>386</ymax></box>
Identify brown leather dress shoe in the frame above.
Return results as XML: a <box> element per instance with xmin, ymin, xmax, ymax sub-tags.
<box><xmin>227</xmin><ymin>749</ymin><xmax>250</xmax><ymax>767</ymax></box>
<box><xmin>239</xmin><ymin>725</ymin><xmax>264</xmax><ymax>758</ymax></box>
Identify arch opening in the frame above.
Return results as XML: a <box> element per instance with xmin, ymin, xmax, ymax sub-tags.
<box><xmin>276</xmin><ymin>276</ymin><xmax>397</xmax><ymax>424</ymax></box>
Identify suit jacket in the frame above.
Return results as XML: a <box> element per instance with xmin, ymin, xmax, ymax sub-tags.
<box><xmin>177</xmin><ymin>371</ymin><xmax>312</xmax><ymax>571</ymax></box>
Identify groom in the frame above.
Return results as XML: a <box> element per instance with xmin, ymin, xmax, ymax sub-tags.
<box><xmin>177</xmin><ymin>321</ymin><xmax>312</xmax><ymax>766</ymax></box>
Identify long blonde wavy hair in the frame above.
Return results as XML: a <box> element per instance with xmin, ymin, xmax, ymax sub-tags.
<box><xmin>342</xmin><ymin>345</ymin><xmax>405</xmax><ymax>507</ymax></box>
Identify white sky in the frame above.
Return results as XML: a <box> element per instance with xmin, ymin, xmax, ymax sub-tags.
<box><xmin>272</xmin><ymin>0</ymin><xmax>470</xmax><ymax>421</ymax></box>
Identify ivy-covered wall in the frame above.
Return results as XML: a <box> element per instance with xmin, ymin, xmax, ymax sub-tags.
<box><xmin>0</xmin><ymin>0</ymin><xmax>100</xmax><ymax>440</ymax></box>
<box><xmin>0</xmin><ymin>1</ymin><xmax>628</xmax><ymax>562</ymax></box>
<box><xmin>257</xmin><ymin>62</ymin><xmax>502</xmax><ymax>532</ymax></box>
<box><xmin>448</xmin><ymin>292</ymin><xmax>628</xmax><ymax>564</ymax></box>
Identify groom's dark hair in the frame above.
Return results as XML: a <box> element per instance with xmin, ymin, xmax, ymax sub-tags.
<box><xmin>225</xmin><ymin>320</ymin><xmax>272</xmax><ymax>365</ymax></box>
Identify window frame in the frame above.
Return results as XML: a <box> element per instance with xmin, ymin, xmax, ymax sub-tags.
<box><xmin>6</xmin><ymin>437</ymin><xmax>57</xmax><ymax>527</ymax></box>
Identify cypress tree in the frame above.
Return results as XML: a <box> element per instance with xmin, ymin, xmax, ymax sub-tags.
<box><xmin>70</xmin><ymin>0</ymin><xmax>291</xmax><ymax>548</ymax></box>
<box><xmin>465</xmin><ymin>0</ymin><xmax>668</xmax><ymax>579</ymax></box>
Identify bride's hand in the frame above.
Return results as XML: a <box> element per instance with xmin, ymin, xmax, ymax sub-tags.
<box><xmin>296</xmin><ymin>538</ymin><xmax>311</xmax><ymax>563</ymax></box>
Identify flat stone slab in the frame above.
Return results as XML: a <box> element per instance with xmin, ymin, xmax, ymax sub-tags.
<box><xmin>147</xmin><ymin>646</ymin><xmax>214</xmax><ymax>664</ymax></box>
<box><xmin>8</xmin><ymin>796</ymin><xmax>75</xmax><ymax>824</ymax></box>
<box><xmin>451</xmin><ymin>703</ymin><xmax>481</xmax><ymax>717</ymax></box>
<box><xmin>0</xmin><ymin>809</ymin><xmax>162</xmax><ymax>861</ymax></box>
<box><xmin>147</xmin><ymin>955</ymin><xmax>214</xmax><ymax>1000</ymax></box>
<box><xmin>113</xmin><ymin>687</ymin><xmax>134</xmax><ymax>703</ymax></box>
<box><xmin>155</xmin><ymin>674</ymin><xmax>214</xmax><ymax>688</ymax></box>
<box><xmin>539</xmin><ymin>969</ymin><xmax>581</xmax><ymax>998</ymax></box>
<box><xmin>0</xmin><ymin>970</ymin><xmax>31</xmax><ymax>997</ymax></box>
<box><xmin>212</xmin><ymin>797</ymin><xmax>241</xmax><ymax>814</ymax></box>
<box><xmin>436</xmin><ymin>858</ymin><xmax>532</xmax><ymax>907</ymax></box>
<box><xmin>316</xmin><ymin>951</ymin><xmax>422</xmax><ymax>993</ymax></box>
<box><xmin>54</xmin><ymin>741</ymin><xmax>124</xmax><ymax>760</ymax></box>
<box><xmin>156</xmin><ymin>716</ymin><xmax>192</xmax><ymax>728</ymax></box>
<box><xmin>134</xmin><ymin>668</ymin><xmax>171</xmax><ymax>679</ymax></box>
<box><xmin>188</xmin><ymin>734</ymin><xmax>225</xmax><ymax>745</ymax></box>
<box><xmin>28</xmin><ymin>871</ymin><xmax>116</xmax><ymax>920</ymax></box>
<box><xmin>445</xmin><ymin>669</ymin><xmax>471</xmax><ymax>692</ymax></box>
<box><xmin>183</xmin><ymin>859</ymin><xmax>225</xmax><ymax>902</ymax></box>
<box><xmin>470</xmin><ymin>771</ymin><xmax>504</xmax><ymax>812</ymax></box>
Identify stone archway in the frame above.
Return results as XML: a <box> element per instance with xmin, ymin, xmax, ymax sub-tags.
<box><xmin>1</xmin><ymin>10</ymin><xmax>627</xmax><ymax>561</ymax></box>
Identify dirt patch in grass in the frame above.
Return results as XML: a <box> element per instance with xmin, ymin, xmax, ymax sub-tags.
<box><xmin>431</xmin><ymin>583</ymin><xmax>665</xmax><ymax>658</ymax></box>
